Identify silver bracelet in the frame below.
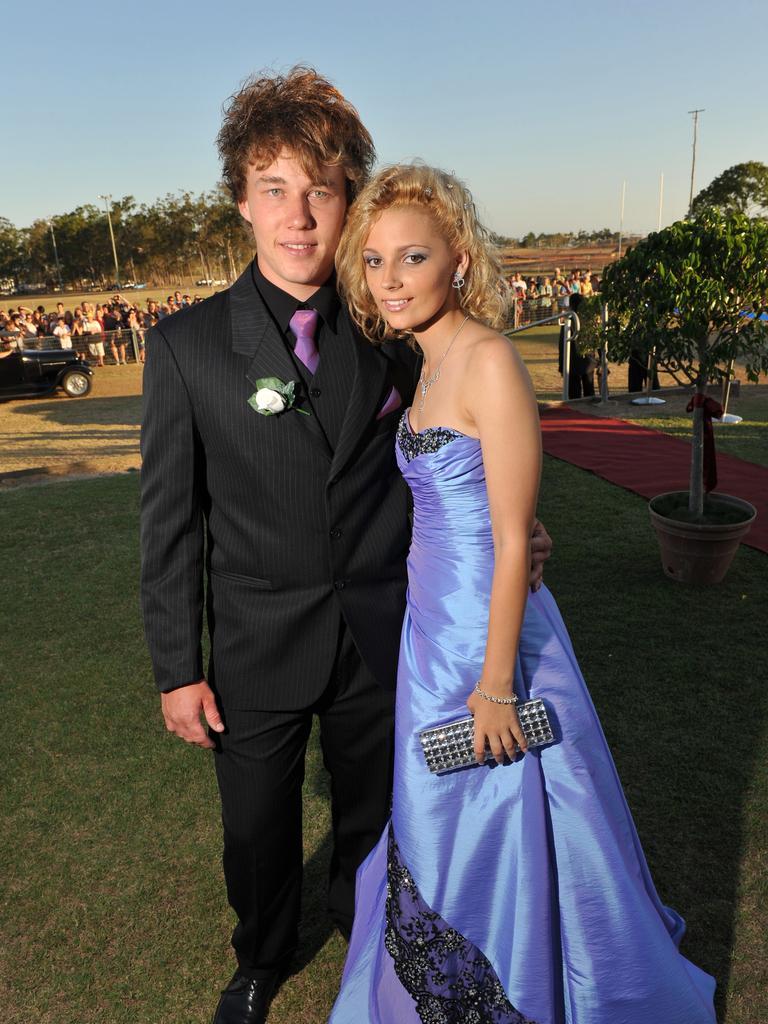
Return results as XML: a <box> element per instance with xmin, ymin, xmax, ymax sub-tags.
<box><xmin>474</xmin><ymin>681</ymin><xmax>518</xmax><ymax>705</ymax></box>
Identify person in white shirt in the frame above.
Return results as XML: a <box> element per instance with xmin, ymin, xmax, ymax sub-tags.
<box><xmin>53</xmin><ymin>317</ymin><xmax>73</xmax><ymax>349</ymax></box>
<box><xmin>84</xmin><ymin>315</ymin><xmax>105</xmax><ymax>366</ymax></box>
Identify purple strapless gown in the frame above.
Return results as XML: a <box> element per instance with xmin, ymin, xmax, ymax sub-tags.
<box><xmin>329</xmin><ymin>413</ymin><xmax>716</xmax><ymax>1024</ymax></box>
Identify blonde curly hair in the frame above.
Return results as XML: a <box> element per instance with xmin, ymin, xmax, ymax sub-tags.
<box><xmin>336</xmin><ymin>164</ymin><xmax>507</xmax><ymax>343</ymax></box>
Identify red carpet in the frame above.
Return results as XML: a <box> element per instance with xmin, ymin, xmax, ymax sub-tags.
<box><xmin>540</xmin><ymin>406</ymin><xmax>768</xmax><ymax>554</ymax></box>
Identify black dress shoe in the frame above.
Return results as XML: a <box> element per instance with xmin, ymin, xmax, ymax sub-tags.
<box><xmin>212</xmin><ymin>971</ymin><xmax>278</xmax><ymax>1024</ymax></box>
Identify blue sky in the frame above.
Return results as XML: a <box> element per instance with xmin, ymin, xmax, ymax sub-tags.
<box><xmin>3</xmin><ymin>0</ymin><xmax>766</xmax><ymax>236</ymax></box>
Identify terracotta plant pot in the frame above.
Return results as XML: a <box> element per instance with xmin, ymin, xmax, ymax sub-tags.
<box><xmin>648</xmin><ymin>491</ymin><xmax>757</xmax><ymax>585</ymax></box>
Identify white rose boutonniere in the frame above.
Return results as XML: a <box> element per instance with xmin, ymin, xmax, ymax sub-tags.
<box><xmin>247</xmin><ymin>377</ymin><xmax>309</xmax><ymax>416</ymax></box>
<box><xmin>254</xmin><ymin>388</ymin><xmax>286</xmax><ymax>414</ymax></box>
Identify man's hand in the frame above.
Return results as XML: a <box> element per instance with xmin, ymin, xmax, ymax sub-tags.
<box><xmin>529</xmin><ymin>518</ymin><xmax>553</xmax><ymax>592</ymax></box>
<box><xmin>161</xmin><ymin>680</ymin><xmax>224</xmax><ymax>750</ymax></box>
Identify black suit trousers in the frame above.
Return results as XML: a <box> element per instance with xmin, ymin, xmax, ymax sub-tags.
<box><xmin>212</xmin><ymin>617</ymin><xmax>396</xmax><ymax>976</ymax></box>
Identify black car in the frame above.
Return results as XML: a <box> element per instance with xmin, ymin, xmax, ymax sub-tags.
<box><xmin>0</xmin><ymin>346</ymin><xmax>94</xmax><ymax>399</ymax></box>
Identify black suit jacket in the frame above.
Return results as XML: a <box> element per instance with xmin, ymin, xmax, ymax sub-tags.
<box><xmin>140</xmin><ymin>263</ymin><xmax>419</xmax><ymax>710</ymax></box>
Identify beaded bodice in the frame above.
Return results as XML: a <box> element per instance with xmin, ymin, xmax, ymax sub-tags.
<box><xmin>396</xmin><ymin>412</ymin><xmax>466</xmax><ymax>464</ymax></box>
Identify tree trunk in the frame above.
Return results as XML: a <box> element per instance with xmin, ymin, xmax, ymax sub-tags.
<box><xmin>227</xmin><ymin>239</ymin><xmax>237</xmax><ymax>282</ymax></box>
<box><xmin>198</xmin><ymin>246</ymin><xmax>210</xmax><ymax>283</ymax></box>
<box><xmin>688</xmin><ymin>345</ymin><xmax>707</xmax><ymax>518</ymax></box>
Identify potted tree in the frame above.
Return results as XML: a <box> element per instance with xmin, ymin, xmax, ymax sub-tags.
<box><xmin>601</xmin><ymin>209</ymin><xmax>768</xmax><ymax>584</ymax></box>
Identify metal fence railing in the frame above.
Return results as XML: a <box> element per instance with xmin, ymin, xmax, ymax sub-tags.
<box><xmin>504</xmin><ymin>310</ymin><xmax>584</xmax><ymax>402</ymax></box>
<box><xmin>14</xmin><ymin>329</ymin><xmax>145</xmax><ymax>364</ymax></box>
<box><xmin>502</xmin><ymin>292</ymin><xmax>578</xmax><ymax>331</ymax></box>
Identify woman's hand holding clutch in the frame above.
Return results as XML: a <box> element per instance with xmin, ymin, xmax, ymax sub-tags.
<box><xmin>467</xmin><ymin>687</ymin><xmax>528</xmax><ymax>765</ymax></box>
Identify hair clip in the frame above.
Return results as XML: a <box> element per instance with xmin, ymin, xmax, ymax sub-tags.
<box><xmin>463</xmin><ymin>202</ymin><xmax>471</xmax><ymax>209</ymax></box>
<box><xmin>424</xmin><ymin>186</ymin><xmax>433</xmax><ymax>197</ymax></box>
<box><xmin>446</xmin><ymin>183</ymin><xmax>454</xmax><ymax>190</ymax></box>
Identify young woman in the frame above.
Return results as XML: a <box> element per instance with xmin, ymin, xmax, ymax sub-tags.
<box><xmin>330</xmin><ymin>165</ymin><xmax>716</xmax><ymax>1024</ymax></box>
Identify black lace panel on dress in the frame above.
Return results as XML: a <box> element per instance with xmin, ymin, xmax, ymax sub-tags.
<box><xmin>397</xmin><ymin>414</ymin><xmax>465</xmax><ymax>464</ymax></box>
<box><xmin>385</xmin><ymin>826</ymin><xmax>538</xmax><ymax>1024</ymax></box>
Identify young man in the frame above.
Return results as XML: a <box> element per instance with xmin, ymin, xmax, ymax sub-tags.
<box><xmin>140</xmin><ymin>67</ymin><xmax>552</xmax><ymax>1024</ymax></box>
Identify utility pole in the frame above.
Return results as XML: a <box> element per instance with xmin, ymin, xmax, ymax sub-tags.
<box><xmin>48</xmin><ymin>218</ymin><xmax>64</xmax><ymax>292</ymax></box>
<box><xmin>687</xmin><ymin>109</ymin><xmax>705</xmax><ymax>216</ymax></box>
<box><xmin>98</xmin><ymin>193</ymin><xmax>121</xmax><ymax>288</ymax></box>
<box><xmin>657</xmin><ymin>172</ymin><xmax>664</xmax><ymax>232</ymax></box>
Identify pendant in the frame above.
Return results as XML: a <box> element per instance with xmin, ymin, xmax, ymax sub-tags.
<box><xmin>418</xmin><ymin>374</ymin><xmax>435</xmax><ymax>412</ymax></box>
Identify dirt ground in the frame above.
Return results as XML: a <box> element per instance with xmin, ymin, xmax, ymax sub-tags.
<box><xmin>1</xmin><ymin>347</ymin><xmax>764</xmax><ymax>487</ymax></box>
<box><xmin>0</xmin><ymin>364</ymin><xmax>144</xmax><ymax>485</ymax></box>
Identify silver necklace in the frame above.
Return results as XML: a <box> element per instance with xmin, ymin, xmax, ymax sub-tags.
<box><xmin>418</xmin><ymin>316</ymin><xmax>469</xmax><ymax>411</ymax></box>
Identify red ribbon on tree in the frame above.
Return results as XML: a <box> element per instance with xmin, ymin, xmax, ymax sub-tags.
<box><xmin>686</xmin><ymin>393</ymin><xmax>723</xmax><ymax>493</ymax></box>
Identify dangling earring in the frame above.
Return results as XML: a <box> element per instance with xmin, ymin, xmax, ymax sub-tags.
<box><xmin>452</xmin><ymin>271</ymin><xmax>465</xmax><ymax>289</ymax></box>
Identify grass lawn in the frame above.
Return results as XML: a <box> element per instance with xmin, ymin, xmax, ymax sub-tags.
<box><xmin>625</xmin><ymin>391</ymin><xmax>768</xmax><ymax>469</ymax></box>
<box><xmin>508</xmin><ymin>324</ymin><xmax>687</xmax><ymax>400</ymax></box>
<box><xmin>2</xmin><ymin>463</ymin><xmax>766</xmax><ymax>1024</ymax></box>
<box><xmin>7</xmin><ymin>285</ymin><xmax>224</xmax><ymax>313</ymax></box>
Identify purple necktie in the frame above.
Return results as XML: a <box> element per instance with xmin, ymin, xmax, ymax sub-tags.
<box><xmin>289</xmin><ymin>308</ymin><xmax>320</xmax><ymax>375</ymax></box>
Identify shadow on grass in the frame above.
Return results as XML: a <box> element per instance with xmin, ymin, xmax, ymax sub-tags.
<box><xmin>4</xmin><ymin>438</ymin><xmax>139</xmax><ymax>462</ymax></box>
<box><xmin>9</xmin><ymin>393</ymin><xmax>142</xmax><ymax>426</ymax></box>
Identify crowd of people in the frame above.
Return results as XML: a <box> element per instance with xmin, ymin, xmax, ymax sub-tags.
<box><xmin>502</xmin><ymin>268</ymin><xmax>604</xmax><ymax>399</ymax></box>
<box><xmin>0</xmin><ymin>290</ymin><xmax>206</xmax><ymax>366</ymax></box>
<box><xmin>1</xmin><ymin>273</ymin><xmax>604</xmax><ymax>388</ymax></box>
<box><xmin>2</xmin><ymin>271</ymin><xmax>600</xmax><ymax>361</ymax></box>
<box><xmin>505</xmin><ymin>268</ymin><xmax>601</xmax><ymax>325</ymax></box>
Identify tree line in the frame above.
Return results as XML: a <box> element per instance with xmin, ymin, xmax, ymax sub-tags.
<box><xmin>491</xmin><ymin>228</ymin><xmax>619</xmax><ymax>249</ymax></box>
<box><xmin>2</xmin><ymin>162</ymin><xmax>765</xmax><ymax>292</ymax></box>
<box><xmin>0</xmin><ymin>188</ymin><xmax>253</xmax><ymax>291</ymax></box>
<box><xmin>492</xmin><ymin>162</ymin><xmax>768</xmax><ymax>250</ymax></box>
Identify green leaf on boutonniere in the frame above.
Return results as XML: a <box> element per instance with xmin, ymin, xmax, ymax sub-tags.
<box><xmin>248</xmin><ymin>377</ymin><xmax>310</xmax><ymax>416</ymax></box>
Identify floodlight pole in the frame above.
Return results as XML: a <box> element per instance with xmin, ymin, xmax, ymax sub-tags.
<box><xmin>687</xmin><ymin>109</ymin><xmax>705</xmax><ymax>215</ymax></box>
<box><xmin>98</xmin><ymin>193</ymin><xmax>121</xmax><ymax>288</ymax></box>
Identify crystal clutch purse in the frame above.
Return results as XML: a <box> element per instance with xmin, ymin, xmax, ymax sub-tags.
<box><xmin>418</xmin><ymin>698</ymin><xmax>554</xmax><ymax>774</ymax></box>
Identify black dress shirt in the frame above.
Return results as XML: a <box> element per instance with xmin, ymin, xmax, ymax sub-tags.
<box><xmin>251</xmin><ymin>260</ymin><xmax>355</xmax><ymax>448</ymax></box>
<box><xmin>251</xmin><ymin>259</ymin><xmax>339</xmax><ymax>353</ymax></box>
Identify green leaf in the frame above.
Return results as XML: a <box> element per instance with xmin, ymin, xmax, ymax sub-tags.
<box><xmin>252</xmin><ymin>376</ymin><xmax>288</xmax><ymax>391</ymax></box>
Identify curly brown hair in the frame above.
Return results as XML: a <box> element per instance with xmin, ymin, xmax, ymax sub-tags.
<box><xmin>336</xmin><ymin>164</ymin><xmax>507</xmax><ymax>343</ymax></box>
<box><xmin>217</xmin><ymin>66</ymin><xmax>375</xmax><ymax>204</ymax></box>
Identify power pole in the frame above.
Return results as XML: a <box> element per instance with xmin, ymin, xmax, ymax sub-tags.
<box><xmin>98</xmin><ymin>193</ymin><xmax>121</xmax><ymax>288</ymax></box>
<box><xmin>687</xmin><ymin>109</ymin><xmax>705</xmax><ymax>216</ymax></box>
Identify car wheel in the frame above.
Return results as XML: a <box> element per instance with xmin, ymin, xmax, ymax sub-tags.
<box><xmin>61</xmin><ymin>370</ymin><xmax>92</xmax><ymax>398</ymax></box>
